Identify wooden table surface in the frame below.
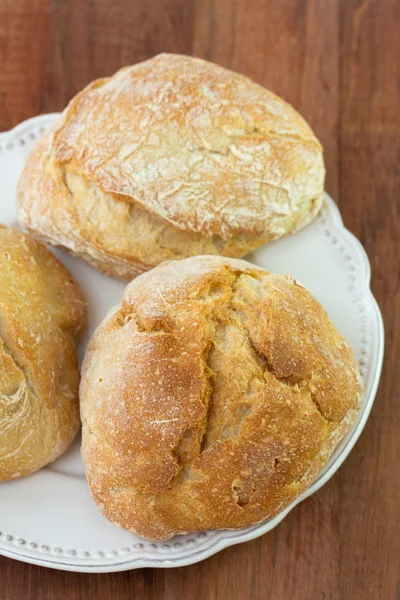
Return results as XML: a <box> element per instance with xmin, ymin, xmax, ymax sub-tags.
<box><xmin>0</xmin><ymin>0</ymin><xmax>399</xmax><ymax>598</ymax></box>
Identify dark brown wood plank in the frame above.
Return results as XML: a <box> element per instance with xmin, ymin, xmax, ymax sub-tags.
<box><xmin>338</xmin><ymin>0</ymin><xmax>400</xmax><ymax>598</ymax></box>
<box><xmin>0</xmin><ymin>0</ymin><xmax>52</xmax><ymax>128</ymax></box>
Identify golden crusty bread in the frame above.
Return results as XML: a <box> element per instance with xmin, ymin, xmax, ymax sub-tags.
<box><xmin>18</xmin><ymin>54</ymin><xmax>324</xmax><ymax>280</ymax></box>
<box><xmin>80</xmin><ymin>256</ymin><xmax>361</xmax><ymax>540</ymax></box>
<box><xmin>0</xmin><ymin>225</ymin><xmax>86</xmax><ymax>482</ymax></box>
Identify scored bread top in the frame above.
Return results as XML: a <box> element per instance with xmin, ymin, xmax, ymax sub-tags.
<box><xmin>0</xmin><ymin>225</ymin><xmax>86</xmax><ymax>481</ymax></box>
<box><xmin>80</xmin><ymin>256</ymin><xmax>361</xmax><ymax>540</ymax></box>
<box><xmin>52</xmin><ymin>53</ymin><xmax>324</xmax><ymax>238</ymax></box>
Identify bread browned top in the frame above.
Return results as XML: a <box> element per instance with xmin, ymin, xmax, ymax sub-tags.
<box><xmin>80</xmin><ymin>256</ymin><xmax>361</xmax><ymax>540</ymax></box>
<box><xmin>0</xmin><ymin>225</ymin><xmax>86</xmax><ymax>481</ymax></box>
<box><xmin>18</xmin><ymin>54</ymin><xmax>324</xmax><ymax>279</ymax></box>
<box><xmin>53</xmin><ymin>54</ymin><xmax>324</xmax><ymax>238</ymax></box>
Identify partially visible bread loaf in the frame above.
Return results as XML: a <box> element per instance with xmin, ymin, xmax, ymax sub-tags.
<box><xmin>80</xmin><ymin>256</ymin><xmax>361</xmax><ymax>540</ymax></box>
<box><xmin>18</xmin><ymin>54</ymin><xmax>324</xmax><ymax>279</ymax></box>
<box><xmin>0</xmin><ymin>225</ymin><xmax>86</xmax><ymax>481</ymax></box>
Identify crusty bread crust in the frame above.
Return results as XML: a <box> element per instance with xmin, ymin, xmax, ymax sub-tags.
<box><xmin>0</xmin><ymin>225</ymin><xmax>87</xmax><ymax>481</ymax></box>
<box><xmin>80</xmin><ymin>256</ymin><xmax>361</xmax><ymax>540</ymax></box>
<box><xmin>18</xmin><ymin>54</ymin><xmax>324</xmax><ymax>280</ymax></box>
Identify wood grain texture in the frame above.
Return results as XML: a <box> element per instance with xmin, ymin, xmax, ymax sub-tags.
<box><xmin>0</xmin><ymin>0</ymin><xmax>398</xmax><ymax>598</ymax></box>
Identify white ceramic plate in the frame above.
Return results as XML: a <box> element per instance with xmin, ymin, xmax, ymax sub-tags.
<box><xmin>0</xmin><ymin>115</ymin><xmax>384</xmax><ymax>573</ymax></box>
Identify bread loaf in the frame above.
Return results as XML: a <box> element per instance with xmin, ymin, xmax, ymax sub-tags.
<box><xmin>0</xmin><ymin>225</ymin><xmax>86</xmax><ymax>481</ymax></box>
<box><xmin>18</xmin><ymin>54</ymin><xmax>324</xmax><ymax>279</ymax></box>
<box><xmin>80</xmin><ymin>255</ymin><xmax>361</xmax><ymax>540</ymax></box>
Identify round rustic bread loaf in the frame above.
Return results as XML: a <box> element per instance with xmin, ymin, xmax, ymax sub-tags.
<box><xmin>80</xmin><ymin>256</ymin><xmax>361</xmax><ymax>540</ymax></box>
<box><xmin>0</xmin><ymin>225</ymin><xmax>86</xmax><ymax>482</ymax></box>
<box><xmin>18</xmin><ymin>54</ymin><xmax>324</xmax><ymax>280</ymax></box>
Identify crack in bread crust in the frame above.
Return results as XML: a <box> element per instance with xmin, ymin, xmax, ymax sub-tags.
<box><xmin>244</xmin><ymin>332</ymin><xmax>336</xmax><ymax>423</ymax></box>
